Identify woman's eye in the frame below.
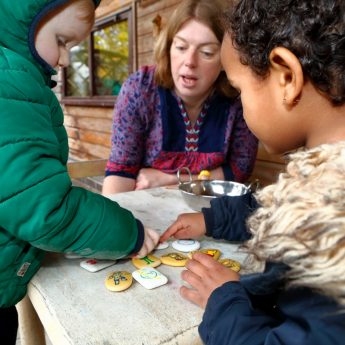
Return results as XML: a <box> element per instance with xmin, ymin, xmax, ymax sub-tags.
<box><xmin>176</xmin><ymin>45</ymin><xmax>186</xmax><ymax>51</ymax></box>
<box><xmin>201</xmin><ymin>51</ymin><xmax>214</xmax><ymax>58</ymax></box>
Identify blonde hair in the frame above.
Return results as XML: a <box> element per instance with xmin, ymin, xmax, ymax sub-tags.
<box><xmin>245</xmin><ymin>142</ymin><xmax>345</xmax><ymax>305</ymax></box>
<box><xmin>154</xmin><ymin>0</ymin><xmax>237</xmax><ymax>98</ymax></box>
<box><xmin>73</xmin><ymin>0</ymin><xmax>95</xmax><ymax>25</ymax></box>
<box><xmin>39</xmin><ymin>0</ymin><xmax>95</xmax><ymax>30</ymax></box>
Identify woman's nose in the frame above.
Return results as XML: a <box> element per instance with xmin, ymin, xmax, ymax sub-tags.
<box><xmin>184</xmin><ymin>49</ymin><xmax>197</xmax><ymax>68</ymax></box>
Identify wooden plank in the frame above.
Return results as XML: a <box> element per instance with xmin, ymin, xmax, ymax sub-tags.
<box><xmin>16</xmin><ymin>296</ymin><xmax>46</xmax><ymax>345</ymax></box>
<box><xmin>68</xmin><ymin>149</ymin><xmax>94</xmax><ymax>160</ymax></box>
<box><xmin>65</xmin><ymin>127</ymin><xmax>112</xmax><ymax>147</ymax></box>
<box><xmin>67</xmin><ymin>159</ymin><xmax>107</xmax><ymax>179</ymax></box>
<box><xmin>68</xmin><ymin>138</ymin><xmax>111</xmax><ymax>158</ymax></box>
<box><xmin>96</xmin><ymin>0</ymin><xmax>132</xmax><ymax>19</ymax></box>
<box><xmin>137</xmin><ymin>0</ymin><xmax>181</xmax><ymax>17</ymax></box>
<box><xmin>63</xmin><ymin>106</ymin><xmax>114</xmax><ymax>119</ymax></box>
<box><xmin>256</xmin><ymin>144</ymin><xmax>285</xmax><ymax>164</ymax></box>
<box><xmin>137</xmin><ymin>2</ymin><xmax>180</xmax><ymax>33</ymax></box>
<box><xmin>138</xmin><ymin>52</ymin><xmax>155</xmax><ymax>67</ymax></box>
<box><xmin>137</xmin><ymin>32</ymin><xmax>156</xmax><ymax>55</ymax></box>
<box><xmin>64</xmin><ymin>115</ymin><xmax>113</xmax><ymax>133</ymax></box>
<box><xmin>250</xmin><ymin>160</ymin><xmax>285</xmax><ymax>187</ymax></box>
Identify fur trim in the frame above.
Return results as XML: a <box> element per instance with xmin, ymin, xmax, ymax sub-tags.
<box><xmin>245</xmin><ymin>142</ymin><xmax>345</xmax><ymax>305</ymax></box>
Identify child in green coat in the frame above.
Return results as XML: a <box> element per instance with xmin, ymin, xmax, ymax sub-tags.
<box><xmin>0</xmin><ymin>1</ymin><xmax>159</xmax><ymax>342</ymax></box>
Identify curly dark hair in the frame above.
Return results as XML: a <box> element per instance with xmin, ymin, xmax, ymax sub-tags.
<box><xmin>223</xmin><ymin>0</ymin><xmax>345</xmax><ymax>105</ymax></box>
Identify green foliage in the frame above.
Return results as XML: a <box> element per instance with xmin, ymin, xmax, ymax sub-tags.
<box><xmin>66</xmin><ymin>20</ymin><xmax>129</xmax><ymax>97</ymax></box>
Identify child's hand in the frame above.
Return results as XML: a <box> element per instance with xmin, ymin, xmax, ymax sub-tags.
<box><xmin>180</xmin><ymin>252</ymin><xmax>240</xmax><ymax>308</ymax></box>
<box><xmin>135</xmin><ymin>227</ymin><xmax>160</xmax><ymax>258</ymax></box>
<box><xmin>160</xmin><ymin>213</ymin><xmax>206</xmax><ymax>242</ymax></box>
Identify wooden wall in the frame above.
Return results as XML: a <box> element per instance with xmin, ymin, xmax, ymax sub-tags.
<box><xmin>59</xmin><ymin>0</ymin><xmax>285</xmax><ymax>186</ymax></box>
<box><xmin>60</xmin><ymin>0</ymin><xmax>182</xmax><ymax>161</ymax></box>
<box><xmin>136</xmin><ymin>0</ymin><xmax>181</xmax><ymax>67</ymax></box>
<box><xmin>251</xmin><ymin>145</ymin><xmax>286</xmax><ymax>187</ymax></box>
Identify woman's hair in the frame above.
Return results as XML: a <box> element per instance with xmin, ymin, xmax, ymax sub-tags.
<box><xmin>154</xmin><ymin>0</ymin><xmax>237</xmax><ymax>98</ymax></box>
<box><xmin>245</xmin><ymin>142</ymin><xmax>345</xmax><ymax>305</ymax></box>
<box><xmin>223</xmin><ymin>0</ymin><xmax>345</xmax><ymax>105</ymax></box>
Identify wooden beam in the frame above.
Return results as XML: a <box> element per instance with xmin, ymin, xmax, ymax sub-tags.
<box><xmin>67</xmin><ymin>159</ymin><xmax>107</xmax><ymax>179</ymax></box>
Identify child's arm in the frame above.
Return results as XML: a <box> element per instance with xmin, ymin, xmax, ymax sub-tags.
<box><xmin>160</xmin><ymin>192</ymin><xmax>258</xmax><ymax>243</ymax></box>
<box><xmin>199</xmin><ymin>281</ymin><xmax>281</xmax><ymax>345</ymax></box>
<box><xmin>160</xmin><ymin>213</ymin><xmax>206</xmax><ymax>242</ymax></box>
<box><xmin>202</xmin><ymin>193</ymin><xmax>259</xmax><ymax>241</ymax></box>
<box><xmin>199</xmin><ymin>279</ymin><xmax>345</xmax><ymax>345</ymax></box>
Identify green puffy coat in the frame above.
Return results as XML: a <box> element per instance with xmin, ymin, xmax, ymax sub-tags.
<box><xmin>0</xmin><ymin>0</ymin><xmax>143</xmax><ymax>307</ymax></box>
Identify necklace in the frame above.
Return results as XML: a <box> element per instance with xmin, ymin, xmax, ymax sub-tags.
<box><xmin>176</xmin><ymin>97</ymin><xmax>210</xmax><ymax>152</ymax></box>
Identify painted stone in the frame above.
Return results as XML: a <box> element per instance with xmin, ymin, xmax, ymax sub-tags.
<box><xmin>105</xmin><ymin>271</ymin><xmax>133</xmax><ymax>292</ymax></box>
<box><xmin>132</xmin><ymin>254</ymin><xmax>161</xmax><ymax>269</ymax></box>
<box><xmin>160</xmin><ymin>252</ymin><xmax>189</xmax><ymax>267</ymax></box>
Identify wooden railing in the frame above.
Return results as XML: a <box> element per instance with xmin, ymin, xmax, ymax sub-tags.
<box><xmin>67</xmin><ymin>159</ymin><xmax>107</xmax><ymax>179</ymax></box>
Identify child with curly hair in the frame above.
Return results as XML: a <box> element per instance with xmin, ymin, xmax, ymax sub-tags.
<box><xmin>171</xmin><ymin>0</ymin><xmax>345</xmax><ymax>344</ymax></box>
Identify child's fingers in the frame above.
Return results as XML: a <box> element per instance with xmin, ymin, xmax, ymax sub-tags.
<box><xmin>184</xmin><ymin>256</ymin><xmax>212</xmax><ymax>281</ymax></box>
<box><xmin>180</xmin><ymin>286</ymin><xmax>205</xmax><ymax>308</ymax></box>
<box><xmin>190</xmin><ymin>252</ymin><xmax>219</xmax><ymax>270</ymax></box>
<box><xmin>160</xmin><ymin>221</ymin><xmax>186</xmax><ymax>242</ymax></box>
<box><xmin>181</xmin><ymin>267</ymin><xmax>202</xmax><ymax>288</ymax></box>
<box><xmin>137</xmin><ymin>228</ymin><xmax>160</xmax><ymax>257</ymax></box>
<box><xmin>159</xmin><ymin>229</ymin><xmax>173</xmax><ymax>243</ymax></box>
<box><xmin>148</xmin><ymin>228</ymin><xmax>160</xmax><ymax>243</ymax></box>
<box><xmin>172</xmin><ymin>228</ymin><xmax>193</xmax><ymax>239</ymax></box>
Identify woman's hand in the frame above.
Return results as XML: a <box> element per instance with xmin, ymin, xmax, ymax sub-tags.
<box><xmin>135</xmin><ymin>168</ymin><xmax>177</xmax><ymax>190</ymax></box>
<box><xmin>160</xmin><ymin>213</ymin><xmax>206</xmax><ymax>242</ymax></box>
<box><xmin>134</xmin><ymin>227</ymin><xmax>160</xmax><ymax>258</ymax></box>
<box><xmin>180</xmin><ymin>253</ymin><xmax>240</xmax><ymax>308</ymax></box>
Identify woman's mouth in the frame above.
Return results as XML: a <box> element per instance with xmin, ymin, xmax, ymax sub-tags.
<box><xmin>181</xmin><ymin>75</ymin><xmax>197</xmax><ymax>87</ymax></box>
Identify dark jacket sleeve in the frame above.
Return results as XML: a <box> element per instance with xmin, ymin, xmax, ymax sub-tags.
<box><xmin>199</xmin><ymin>282</ymin><xmax>345</xmax><ymax>345</ymax></box>
<box><xmin>199</xmin><ymin>282</ymin><xmax>280</xmax><ymax>345</ymax></box>
<box><xmin>202</xmin><ymin>193</ymin><xmax>259</xmax><ymax>241</ymax></box>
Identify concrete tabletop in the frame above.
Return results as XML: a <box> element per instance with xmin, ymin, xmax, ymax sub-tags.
<box><xmin>28</xmin><ymin>187</ymin><xmax>247</xmax><ymax>345</ymax></box>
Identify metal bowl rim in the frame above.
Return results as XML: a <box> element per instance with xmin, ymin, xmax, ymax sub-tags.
<box><xmin>178</xmin><ymin>179</ymin><xmax>250</xmax><ymax>198</ymax></box>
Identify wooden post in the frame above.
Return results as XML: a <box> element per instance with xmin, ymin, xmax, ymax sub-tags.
<box><xmin>16</xmin><ymin>295</ymin><xmax>46</xmax><ymax>345</ymax></box>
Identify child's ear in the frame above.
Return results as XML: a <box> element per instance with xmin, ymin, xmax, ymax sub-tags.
<box><xmin>269</xmin><ymin>47</ymin><xmax>304</xmax><ymax>105</ymax></box>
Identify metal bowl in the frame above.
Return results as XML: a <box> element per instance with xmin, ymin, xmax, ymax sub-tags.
<box><xmin>177</xmin><ymin>167</ymin><xmax>251</xmax><ymax>212</ymax></box>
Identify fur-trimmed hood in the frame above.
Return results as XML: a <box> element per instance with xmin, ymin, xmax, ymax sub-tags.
<box><xmin>246</xmin><ymin>141</ymin><xmax>345</xmax><ymax>305</ymax></box>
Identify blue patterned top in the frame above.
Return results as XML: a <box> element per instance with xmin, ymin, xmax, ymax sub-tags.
<box><xmin>106</xmin><ymin>65</ymin><xmax>258</xmax><ymax>183</ymax></box>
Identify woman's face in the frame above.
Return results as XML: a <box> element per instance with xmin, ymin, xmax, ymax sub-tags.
<box><xmin>221</xmin><ymin>34</ymin><xmax>302</xmax><ymax>154</ymax></box>
<box><xmin>170</xmin><ymin>19</ymin><xmax>222</xmax><ymax>104</ymax></box>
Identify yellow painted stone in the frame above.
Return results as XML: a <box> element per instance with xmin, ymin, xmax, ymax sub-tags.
<box><xmin>105</xmin><ymin>271</ymin><xmax>133</xmax><ymax>292</ymax></box>
<box><xmin>218</xmin><ymin>258</ymin><xmax>241</xmax><ymax>272</ymax></box>
<box><xmin>160</xmin><ymin>252</ymin><xmax>189</xmax><ymax>267</ymax></box>
<box><xmin>132</xmin><ymin>254</ymin><xmax>161</xmax><ymax>269</ymax></box>
<box><xmin>189</xmin><ymin>249</ymin><xmax>221</xmax><ymax>260</ymax></box>
<box><xmin>198</xmin><ymin>170</ymin><xmax>211</xmax><ymax>180</ymax></box>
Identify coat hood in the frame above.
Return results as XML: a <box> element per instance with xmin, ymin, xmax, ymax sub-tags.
<box><xmin>246</xmin><ymin>141</ymin><xmax>345</xmax><ymax>305</ymax></box>
<box><xmin>0</xmin><ymin>0</ymin><xmax>100</xmax><ymax>82</ymax></box>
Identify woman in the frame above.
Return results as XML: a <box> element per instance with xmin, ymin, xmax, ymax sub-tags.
<box><xmin>102</xmin><ymin>0</ymin><xmax>258</xmax><ymax>195</ymax></box>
